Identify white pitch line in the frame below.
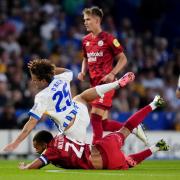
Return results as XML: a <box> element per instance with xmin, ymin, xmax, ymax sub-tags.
<box><xmin>45</xmin><ymin>170</ymin><xmax>180</xmax><ymax>177</ymax></box>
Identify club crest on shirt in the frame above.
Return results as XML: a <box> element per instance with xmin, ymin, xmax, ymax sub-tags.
<box><xmin>86</xmin><ymin>41</ymin><xmax>90</xmax><ymax>46</ymax></box>
<box><xmin>113</xmin><ymin>39</ymin><xmax>120</xmax><ymax>47</ymax></box>
<box><xmin>98</xmin><ymin>40</ymin><xmax>104</xmax><ymax>46</ymax></box>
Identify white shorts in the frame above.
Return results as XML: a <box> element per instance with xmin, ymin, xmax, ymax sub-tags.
<box><xmin>64</xmin><ymin>102</ymin><xmax>90</xmax><ymax>143</ymax></box>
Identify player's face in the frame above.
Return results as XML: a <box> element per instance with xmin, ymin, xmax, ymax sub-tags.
<box><xmin>83</xmin><ymin>14</ymin><xmax>99</xmax><ymax>32</ymax></box>
<box><xmin>33</xmin><ymin>141</ymin><xmax>46</xmax><ymax>154</ymax></box>
<box><xmin>31</xmin><ymin>73</ymin><xmax>48</xmax><ymax>90</ymax></box>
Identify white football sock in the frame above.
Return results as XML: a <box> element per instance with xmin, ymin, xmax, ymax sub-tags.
<box><xmin>149</xmin><ymin>144</ymin><xmax>159</xmax><ymax>153</ymax></box>
<box><xmin>95</xmin><ymin>81</ymin><xmax>119</xmax><ymax>98</ymax></box>
<box><xmin>149</xmin><ymin>102</ymin><xmax>157</xmax><ymax>111</ymax></box>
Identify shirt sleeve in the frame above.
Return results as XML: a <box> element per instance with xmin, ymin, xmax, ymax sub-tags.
<box><xmin>54</xmin><ymin>70</ymin><xmax>73</xmax><ymax>82</ymax></box>
<box><xmin>28</xmin><ymin>94</ymin><xmax>47</xmax><ymax>120</ymax></box>
<box><xmin>108</xmin><ymin>34</ymin><xmax>123</xmax><ymax>56</ymax></box>
<box><xmin>40</xmin><ymin>148</ymin><xmax>59</xmax><ymax>165</ymax></box>
<box><xmin>39</xmin><ymin>154</ymin><xmax>49</xmax><ymax>166</ymax></box>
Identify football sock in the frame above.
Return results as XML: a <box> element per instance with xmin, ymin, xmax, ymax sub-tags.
<box><xmin>128</xmin><ymin>149</ymin><xmax>152</xmax><ymax>165</ymax></box>
<box><xmin>102</xmin><ymin>119</ymin><xmax>124</xmax><ymax>131</ymax></box>
<box><xmin>95</xmin><ymin>81</ymin><xmax>119</xmax><ymax>98</ymax></box>
<box><xmin>91</xmin><ymin>113</ymin><xmax>103</xmax><ymax>144</ymax></box>
<box><xmin>149</xmin><ymin>145</ymin><xmax>159</xmax><ymax>153</ymax></box>
<box><xmin>124</xmin><ymin>105</ymin><xmax>152</xmax><ymax>132</ymax></box>
<box><xmin>149</xmin><ymin>102</ymin><xmax>157</xmax><ymax>110</ymax></box>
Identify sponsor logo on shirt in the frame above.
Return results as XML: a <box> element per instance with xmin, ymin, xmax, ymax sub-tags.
<box><xmin>87</xmin><ymin>51</ymin><xmax>104</xmax><ymax>62</ymax></box>
<box><xmin>87</xmin><ymin>51</ymin><xmax>103</xmax><ymax>58</ymax></box>
<box><xmin>98</xmin><ymin>40</ymin><xmax>104</xmax><ymax>46</ymax></box>
<box><xmin>88</xmin><ymin>57</ymin><xmax>96</xmax><ymax>62</ymax></box>
<box><xmin>113</xmin><ymin>39</ymin><xmax>120</xmax><ymax>47</ymax></box>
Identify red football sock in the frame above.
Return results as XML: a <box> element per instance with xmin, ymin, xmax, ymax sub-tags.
<box><xmin>124</xmin><ymin>105</ymin><xmax>152</xmax><ymax>132</ymax></box>
<box><xmin>128</xmin><ymin>149</ymin><xmax>152</xmax><ymax>165</ymax></box>
<box><xmin>91</xmin><ymin>113</ymin><xmax>103</xmax><ymax>144</ymax></box>
<box><xmin>102</xmin><ymin>119</ymin><xmax>124</xmax><ymax>131</ymax></box>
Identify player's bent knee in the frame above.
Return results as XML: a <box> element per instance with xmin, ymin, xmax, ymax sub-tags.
<box><xmin>73</xmin><ymin>95</ymin><xmax>87</xmax><ymax>105</ymax></box>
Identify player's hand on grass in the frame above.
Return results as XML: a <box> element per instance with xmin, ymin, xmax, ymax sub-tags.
<box><xmin>78</xmin><ymin>72</ymin><xmax>86</xmax><ymax>81</ymax></box>
<box><xmin>19</xmin><ymin>162</ymin><xmax>26</xmax><ymax>170</ymax></box>
<box><xmin>3</xmin><ymin>142</ymin><xmax>19</xmax><ymax>152</ymax></box>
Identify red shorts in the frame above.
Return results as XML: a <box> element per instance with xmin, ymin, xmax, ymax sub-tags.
<box><xmin>91</xmin><ymin>90</ymin><xmax>115</xmax><ymax>110</ymax></box>
<box><xmin>95</xmin><ymin>133</ymin><xmax>129</xmax><ymax>170</ymax></box>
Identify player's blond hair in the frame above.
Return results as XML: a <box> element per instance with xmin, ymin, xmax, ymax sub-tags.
<box><xmin>83</xmin><ymin>6</ymin><xmax>104</xmax><ymax>20</ymax></box>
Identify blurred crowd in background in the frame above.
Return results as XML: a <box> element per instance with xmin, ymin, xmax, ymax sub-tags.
<box><xmin>0</xmin><ymin>0</ymin><xmax>179</xmax><ymax>130</ymax></box>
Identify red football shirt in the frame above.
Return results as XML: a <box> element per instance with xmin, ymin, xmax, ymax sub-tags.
<box><xmin>39</xmin><ymin>133</ymin><xmax>130</xmax><ymax>170</ymax></box>
<box><xmin>39</xmin><ymin>135</ymin><xmax>93</xmax><ymax>169</ymax></box>
<box><xmin>82</xmin><ymin>31</ymin><xmax>123</xmax><ymax>86</ymax></box>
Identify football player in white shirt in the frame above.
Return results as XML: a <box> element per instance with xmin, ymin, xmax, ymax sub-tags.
<box><xmin>3</xmin><ymin>59</ymin><xmax>135</xmax><ymax>152</ymax></box>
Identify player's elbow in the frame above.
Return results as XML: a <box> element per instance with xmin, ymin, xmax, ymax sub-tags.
<box><xmin>123</xmin><ymin>55</ymin><xmax>127</xmax><ymax>65</ymax></box>
<box><xmin>118</xmin><ymin>53</ymin><xmax>127</xmax><ymax>66</ymax></box>
<box><xmin>73</xmin><ymin>94</ymin><xmax>87</xmax><ymax>105</ymax></box>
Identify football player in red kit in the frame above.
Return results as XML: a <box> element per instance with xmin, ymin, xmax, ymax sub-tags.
<box><xmin>19</xmin><ymin>95</ymin><xmax>169</xmax><ymax>170</ymax></box>
<box><xmin>78</xmin><ymin>6</ymin><xmax>148</xmax><ymax>145</ymax></box>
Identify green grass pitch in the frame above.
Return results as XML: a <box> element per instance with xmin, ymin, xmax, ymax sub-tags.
<box><xmin>0</xmin><ymin>160</ymin><xmax>179</xmax><ymax>180</ymax></box>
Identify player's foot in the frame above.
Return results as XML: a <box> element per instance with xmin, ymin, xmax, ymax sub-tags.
<box><xmin>118</xmin><ymin>72</ymin><xmax>135</xmax><ymax>87</ymax></box>
<box><xmin>153</xmin><ymin>95</ymin><xmax>165</xmax><ymax>108</ymax></box>
<box><xmin>132</xmin><ymin>124</ymin><xmax>149</xmax><ymax>146</ymax></box>
<box><xmin>156</xmin><ymin>139</ymin><xmax>170</xmax><ymax>151</ymax></box>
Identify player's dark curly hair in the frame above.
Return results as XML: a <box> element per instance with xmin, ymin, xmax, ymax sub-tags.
<box><xmin>33</xmin><ymin>130</ymin><xmax>53</xmax><ymax>144</ymax></box>
<box><xmin>29</xmin><ymin>59</ymin><xmax>55</xmax><ymax>83</ymax></box>
<box><xmin>83</xmin><ymin>6</ymin><xmax>104</xmax><ymax>20</ymax></box>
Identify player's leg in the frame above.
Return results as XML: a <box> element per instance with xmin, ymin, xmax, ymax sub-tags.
<box><xmin>90</xmin><ymin>108</ymin><xmax>124</xmax><ymax>144</ymax></box>
<box><xmin>91</xmin><ymin>72</ymin><xmax>135</xmax><ymax>143</ymax></box>
<box><xmin>74</xmin><ymin>72</ymin><xmax>135</xmax><ymax>144</ymax></box>
<box><xmin>126</xmin><ymin>139</ymin><xmax>169</xmax><ymax>167</ymax></box>
<box><xmin>102</xmin><ymin>111</ymin><xmax>148</xmax><ymax>145</ymax></box>
<box><xmin>90</xmin><ymin>90</ymin><xmax>115</xmax><ymax>144</ymax></box>
<box><xmin>102</xmin><ymin>118</ymin><xmax>124</xmax><ymax>131</ymax></box>
<box><xmin>95</xmin><ymin>72</ymin><xmax>135</xmax><ymax>98</ymax></box>
<box><xmin>117</xmin><ymin>95</ymin><xmax>165</xmax><ymax>139</ymax></box>
<box><xmin>93</xmin><ymin>132</ymin><xmax>127</xmax><ymax>170</ymax></box>
<box><xmin>132</xmin><ymin>124</ymin><xmax>149</xmax><ymax>146</ymax></box>
<box><xmin>74</xmin><ymin>72</ymin><xmax>135</xmax><ymax>104</ymax></box>
<box><xmin>80</xmin><ymin>74</ymin><xmax>149</xmax><ymax>145</ymax></box>
<box><xmin>90</xmin><ymin>107</ymin><xmax>105</xmax><ymax>143</ymax></box>
<box><xmin>102</xmin><ymin>118</ymin><xmax>149</xmax><ymax>146</ymax></box>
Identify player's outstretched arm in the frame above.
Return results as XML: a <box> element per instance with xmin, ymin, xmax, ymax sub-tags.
<box><xmin>19</xmin><ymin>158</ymin><xmax>44</xmax><ymax>170</ymax></box>
<box><xmin>2</xmin><ymin>117</ymin><xmax>38</xmax><ymax>152</ymax></box>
